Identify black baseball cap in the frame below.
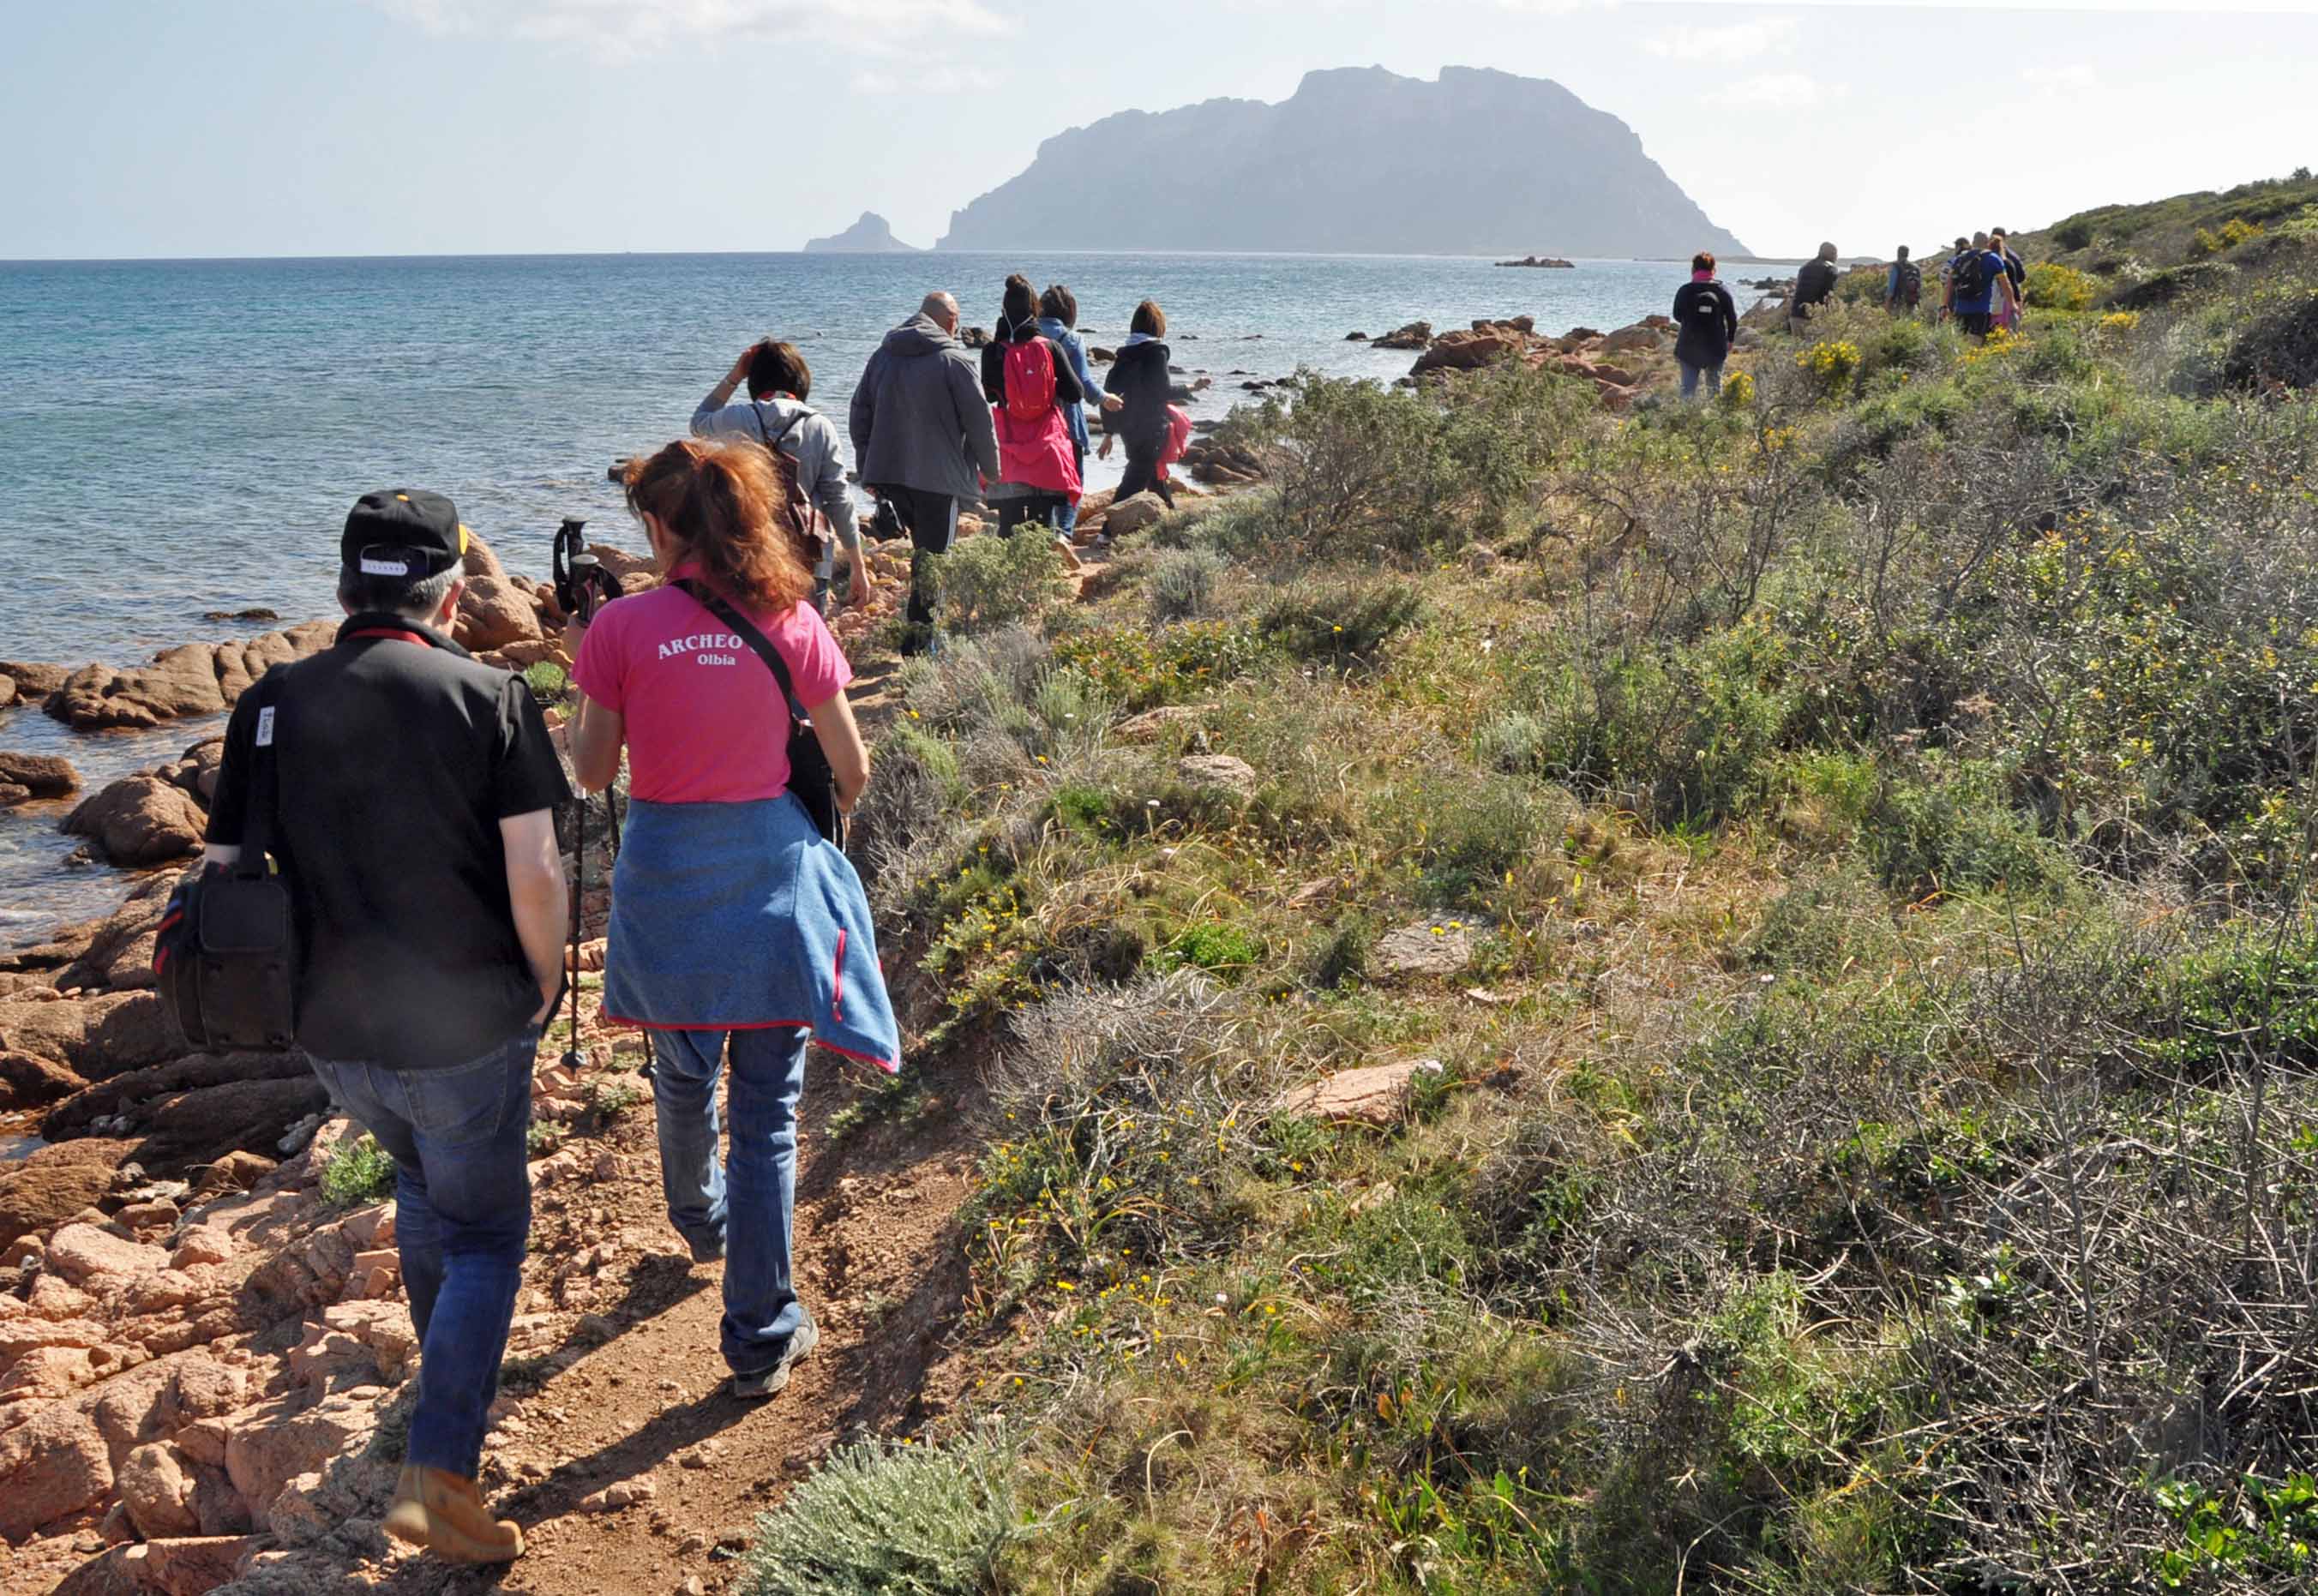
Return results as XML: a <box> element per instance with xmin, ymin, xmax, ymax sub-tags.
<box><xmin>340</xmin><ymin>489</ymin><xmax>469</xmax><ymax>579</ymax></box>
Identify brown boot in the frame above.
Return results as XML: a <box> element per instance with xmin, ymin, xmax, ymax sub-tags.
<box><xmin>383</xmin><ymin>1464</ymin><xmax>525</xmax><ymax>1563</ymax></box>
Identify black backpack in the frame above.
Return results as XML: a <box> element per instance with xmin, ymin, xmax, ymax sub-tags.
<box><xmin>153</xmin><ymin>684</ymin><xmax>299</xmax><ymax>1052</ymax></box>
<box><xmin>1950</xmin><ymin>251</ymin><xmax>1988</xmax><ymax>303</ymax></box>
<box><xmin>1896</xmin><ymin>261</ymin><xmax>1923</xmax><ymax>303</ymax></box>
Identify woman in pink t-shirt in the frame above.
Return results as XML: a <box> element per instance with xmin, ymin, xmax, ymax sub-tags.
<box><xmin>562</xmin><ymin>438</ymin><xmax>898</xmax><ymax>1401</ymax></box>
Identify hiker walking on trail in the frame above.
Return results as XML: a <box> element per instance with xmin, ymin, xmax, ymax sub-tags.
<box><xmin>202</xmin><ymin>490</ymin><xmax>572</xmax><ymax>1566</ymax></box>
<box><xmin>1991</xmin><ymin>229</ymin><xmax>2027</xmax><ymax>332</ymax></box>
<box><xmin>1672</xmin><ymin>250</ymin><xmax>1738</xmax><ymax>400</ymax></box>
<box><xmin>848</xmin><ymin>291</ymin><xmax>1000</xmax><ymax>655</ymax></box>
<box><xmin>1948</xmin><ymin>232</ymin><xmax>2017</xmax><ymax>338</ymax></box>
<box><xmin>1789</xmin><ymin>241</ymin><xmax>1840</xmax><ymax>333</ymax></box>
<box><xmin>1036</xmin><ymin>282</ymin><xmax>1122</xmax><ymax>543</ymax></box>
<box><xmin>693</xmin><ymin>338</ymin><xmax>875</xmax><ymax>615</ymax></box>
<box><xmin>1099</xmin><ymin>298</ymin><xmax>1179</xmax><ymax>510</ymax></box>
<box><xmin>563</xmin><ymin>439</ymin><xmax>901</xmax><ymax>1403</ymax></box>
<box><xmin>1938</xmin><ymin>236</ymin><xmax>1973</xmax><ymax>321</ymax></box>
<box><xmin>1886</xmin><ymin>245</ymin><xmax>1922</xmax><ymax>314</ymax></box>
<box><xmin>980</xmin><ymin>273</ymin><xmax>1086</xmax><ymax>561</ymax></box>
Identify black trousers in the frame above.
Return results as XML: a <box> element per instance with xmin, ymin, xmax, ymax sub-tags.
<box><xmin>1116</xmin><ymin>448</ymin><xmax>1176</xmax><ymax>510</ymax></box>
<box><xmin>994</xmin><ymin>494</ymin><xmax>1069</xmax><ymax>537</ymax></box>
<box><xmin>872</xmin><ymin>485</ymin><xmax>958</xmax><ymax>629</ymax></box>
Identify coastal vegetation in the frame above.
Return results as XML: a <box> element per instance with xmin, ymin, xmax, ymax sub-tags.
<box><xmin>758</xmin><ymin>177</ymin><xmax>2318</xmax><ymax>1591</ymax></box>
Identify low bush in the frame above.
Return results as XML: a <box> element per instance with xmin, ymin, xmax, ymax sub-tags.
<box><xmin>1144</xmin><ymin>546</ymin><xmax>1224</xmax><ymax>625</ymax></box>
<box><xmin>1861</xmin><ymin>757</ymin><xmax>2067</xmax><ymax>898</ymax></box>
<box><xmin>741</xmin><ymin>1432</ymin><xmax>1021</xmax><ymax>1596</ymax></box>
<box><xmin>1256</xmin><ymin>578</ymin><xmax>1421</xmax><ymax>665</ymax></box>
<box><xmin>2026</xmin><ymin>260</ymin><xmax>2098</xmax><ymax>311</ymax></box>
<box><xmin>319</xmin><ymin>1133</ymin><xmax>396</xmax><ymax>1208</ymax></box>
<box><xmin>928</xmin><ymin>530</ymin><xmax>1073</xmax><ymax>635</ymax></box>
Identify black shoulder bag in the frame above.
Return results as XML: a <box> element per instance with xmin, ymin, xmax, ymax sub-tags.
<box><xmin>153</xmin><ymin>686</ymin><xmax>299</xmax><ymax>1052</ymax></box>
<box><xmin>673</xmin><ymin>579</ymin><xmax>846</xmax><ymax>848</ymax></box>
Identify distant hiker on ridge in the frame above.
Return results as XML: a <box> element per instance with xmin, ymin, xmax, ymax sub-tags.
<box><xmin>1672</xmin><ymin>250</ymin><xmax>1738</xmax><ymax>400</ymax></box>
<box><xmin>1790</xmin><ymin>241</ymin><xmax>1839</xmax><ymax>334</ymax></box>
<box><xmin>848</xmin><ymin>291</ymin><xmax>1000</xmax><ymax>655</ymax></box>
<box><xmin>1886</xmin><ymin>245</ymin><xmax>1921</xmax><ymax>315</ymax></box>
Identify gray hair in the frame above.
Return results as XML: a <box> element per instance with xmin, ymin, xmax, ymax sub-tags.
<box><xmin>337</xmin><ymin>561</ymin><xmax>459</xmax><ymax>622</ymax></box>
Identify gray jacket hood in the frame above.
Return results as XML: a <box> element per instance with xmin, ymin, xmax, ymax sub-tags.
<box><xmin>880</xmin><ymin>314</ymin><xmax>959</xmax><ymax>359</ymax></box>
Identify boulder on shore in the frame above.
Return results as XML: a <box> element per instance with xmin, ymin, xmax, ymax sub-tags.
<box><xmin>1371</xmin><ymin>321</ymin><xmax>1432</xmax><ymax>351</ymax></box>
<box><xmin>0</xmin><ymin>1137</ymin><xmax>135</xmax><ymax>1250</ymax></box>
<box><xmin>0</xmin><ymin>661</ymin><xmax>70</xmax><ymax>698</ymax></box>
<box><xmin>45</xmin><ymin>624</ymin><xmax>333</xmax><ymax>732</ymax></box>
<box><xmin>453</xmin><ymin>574</ymin><xmax>544</xmax><ymax>654</ymax></box>
<box><xmin>0</xmin><ymin>991</ymin><xmax>178</xmax><ymax>1080</ymax></box>
<box><xmin>0</xmin><ymin>751</ymin><xmax>79</xmax><ymax>798</ymax></box>
<box><xmin>61</xmin><ymin>775</ymin><xmax>207</xmax><ymax>867</ymax></box>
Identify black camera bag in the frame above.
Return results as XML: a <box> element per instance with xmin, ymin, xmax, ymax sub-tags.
<box><xmin>674</xmin><ymin>579</ymin><xmax>845</xmax><ymax>848</ymax></box>
<box><xmin>153</xmin><ymin>684</ymin><xmax>298</xmax><ymax>1051</ymax></box>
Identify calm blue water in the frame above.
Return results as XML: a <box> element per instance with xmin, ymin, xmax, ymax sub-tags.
<box><xmin>0</xmin><ymin>250</ymin><xmax>1692</xmax><ymax>933</ymax></box>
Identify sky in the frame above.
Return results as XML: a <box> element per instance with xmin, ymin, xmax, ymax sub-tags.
<box><xmin>4</xmin><ymin>1</ymin><xmax>2315</xmax><ymax>261</ymax></box>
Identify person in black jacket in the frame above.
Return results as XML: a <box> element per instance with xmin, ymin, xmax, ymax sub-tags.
<box><xmin>1672</xmin><ymin>251</ymin><xmax>1739</xmax><ymax>400</ymax></box>
<box><xmin>978</xmin><ymin>273</ymin><xmax>1085</xmax><ymax>550</ymax></box>
<box><xmin>1789</xmin><ymin>242</ymin><xmax>1839</xmax><ymax>335</ymax></box>
<box><xmin>1099</xmin><ymin>298</ymin><xmax>1176</xmax><ymax>510</ymax></box>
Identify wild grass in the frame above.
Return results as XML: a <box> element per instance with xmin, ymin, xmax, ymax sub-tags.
<box><xmin>760</xmin><ymin>180</ymin><xmax>2318</xmax><ymax>1594</ymax></box>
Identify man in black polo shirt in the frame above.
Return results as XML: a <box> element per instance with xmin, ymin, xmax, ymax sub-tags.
<box><xmin>203</xmin><ymin>489</ymin><xmax>569</xmax><ymax>1565</ymax></box>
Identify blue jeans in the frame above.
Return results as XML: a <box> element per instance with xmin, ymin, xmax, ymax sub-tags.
<box><xmin>649</xmin><ymin>1026</ymin><xmax>810</xmax><ymax>1376</ymax></box>
<box><xmin>1678</xmin><ymin>358</ymin><xmax>1723</xmax><ymax>400</ymax></box>
<box><xmin>306</xmin><ymin>1026</ymin><xmax>537</xmax><ymax>1479</ymax></box>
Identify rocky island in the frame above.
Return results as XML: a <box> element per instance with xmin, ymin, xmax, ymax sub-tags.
<box><xmin>801</xmin><ymin>211</ymin><xmax>920</xmax><ymax>253</ymax></box>
<box><xmin>936</xmin><ymin>65</ymin><xmax>1747</xmax><ymax>257</ymax></box>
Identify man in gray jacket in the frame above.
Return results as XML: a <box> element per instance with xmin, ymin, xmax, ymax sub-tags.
<box><xmin>848</xmin><ymin>291</ymin><xmax>1000</xmax><ymax>651</ymax></box>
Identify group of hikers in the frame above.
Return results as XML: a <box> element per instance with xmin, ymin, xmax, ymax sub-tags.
<box><xmin>694</xmin><ymin>279</ymin><xmax>1186</xmax><ymax>653</ymax></box>
<box><xmin>195</xmin><ymin>273</ymin><xmax>1177</xmax><ymax>1566</ymax></box>
<box><xmin>1671</xmin><ymin>230</ymin><xmax>2033</xmax><ymax>398</ymax></box>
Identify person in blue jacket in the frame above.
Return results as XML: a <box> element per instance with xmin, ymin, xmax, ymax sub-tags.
<box><xmin>1034</xmin><ymin>283</ymin><xmax>1122</xmax><ymax>539</ymax></box>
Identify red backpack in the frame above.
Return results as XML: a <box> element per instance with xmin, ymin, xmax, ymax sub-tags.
<box><xmin>1002</xmin><ymin>337</ymin><xmax>1056</xmax><ymax>423</ymax></box>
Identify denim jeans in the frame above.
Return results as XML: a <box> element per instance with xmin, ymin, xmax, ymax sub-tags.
<box><xmin>306</xmin><ymin>1026</ymin><xmax>537</xmax><ymax>1479</ymax></box>
<box><xmin>649</xmin><ymin>1026</ymin><xmax>810</xmax><ymax>1376</ymax></box>
<box><xmin>1678</xmin><ymin>358</ymin><xmax>1724</xmax><ymax>400</ymax></box>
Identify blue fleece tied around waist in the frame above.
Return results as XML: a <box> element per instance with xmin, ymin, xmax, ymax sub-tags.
<box><xmin>602</xmin><ymin>795</ymin><xmax>901</xmax><ymax>1073</ymax></box>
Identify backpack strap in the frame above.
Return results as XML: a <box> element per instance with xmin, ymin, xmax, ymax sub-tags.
<box><xmin>671</xmin><ymin>579</ymin><xmax>807</xmax><ymax>722</ymax></box>
<box><xmin>752</xmin><ymin>402</ymin><xmax>810</xmax><ymax>453</ymax></box>
<box><xmin>235</xmin><ymin>680</ymin><xmax>282</xmax><ymax>883</ymax></box>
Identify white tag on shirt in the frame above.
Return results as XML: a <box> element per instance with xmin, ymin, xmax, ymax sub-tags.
<box><xmin>255</xmin><ymin>706</ymin><xmax>275</xmax><ymax>747</ymax></box>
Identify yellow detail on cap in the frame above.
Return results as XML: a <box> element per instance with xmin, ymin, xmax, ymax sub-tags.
<box><xmin>457</xmin><ymin>523</ymin><xmax>471</xmax><ymax>555</ymax></box>
<box><xmin>395</xmin><ymin>492</ymin><xmax>410</xmax><ymax>501</ymax></box>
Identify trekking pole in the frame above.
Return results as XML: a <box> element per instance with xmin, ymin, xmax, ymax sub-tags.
<box><xmin>563</xmin><ymin>773</ymin><xmax>586</xmax><ymax>1074</ymax></box>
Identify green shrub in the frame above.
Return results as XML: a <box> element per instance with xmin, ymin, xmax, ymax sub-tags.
<box><xmin>2053</xmin><ymin>218</ymin><xmax>2097</xmax><ymax>252</ymax></box>
<box><xmin>1391</xmin><ymin>770</ymin><xmax>1555</xmax><ymax>906</ymax></box>
<box><xmin>1257</xmin><ymin>578</ymin><xmax>1422</xmax><ymax>665</ymax></box>
<box><xmin>2108</xmin><ymin>261</ymin><xmax>2237</xmax><ymax>310</ymax></box>
<box><xmin>1144</xmin><ymin>546</ymin><xmax>1224</xmax><ymax>625</ymax></box>
<box><xmin>928</xmin><ymin>531</ymin><xmax>1073</xmax><ymax>635</ymax></box>
<box><xmin>2220</xmin><ymin>285</ymin><xmax>2318</xmax><ymax>391</ymax></box>
<box><xmin>319</xmin><ymin>1132</ymin><xmax>396</xmax><ymax>1208</ymax></box>
<box><xmin>1048</xmin><ymin>620</ymin><xmax>1270</xmax><ymax>711</ymax></box>
<box><xmin>521</xmin><ymin>660</ymin><xmax>568</xmax><ymax>705</ymax></box>
<box><xmin>1474</xmin><ymin>710</ymin><xmax>1552</xmax><ymax>775</ymax></box>
<box><xmin>1861</xmin><ymin>758</ymin><xmax>2067</xmax><ymax>898</ymax></box>
<box><xmin>741</xmin><ymin>1433</ymin><xmax>1021</xmax><ymax>1596</ymax></box>
<box><xmin>2025</xmin><ymin>261</ymin><xmax>2097</xmax><ymax>312</ymax></box>
<box><xmin>1154</xmin><ymin>921</ymin><xmax>1264</xmax><ymax>981</ymax></box>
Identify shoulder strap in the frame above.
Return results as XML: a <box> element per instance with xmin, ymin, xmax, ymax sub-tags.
<box><xmin>752</xmin><ymin>403</ymin><xmax>810</xmax><ymax>453</ymax></box>
<box><xmin>236</xmin><ymin>680</ymin><xmax>281</xmax><ymax>881</ymax></box>
<box><xmin>672</xmin><ymin>579</ymin><xmax>806</xmax><ymax>720</ymax></box>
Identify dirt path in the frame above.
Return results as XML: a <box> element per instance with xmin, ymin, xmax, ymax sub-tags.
<box><xmin>348</xmin><ymin>1030</ymin><xmax>986</xmax><ymax>1596</ymax></box>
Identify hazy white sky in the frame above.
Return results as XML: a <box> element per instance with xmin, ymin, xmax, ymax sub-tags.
<box><xmin>4</xmin><ymin>1</ymin><xmax>2313</xmax><ymax>260</ymax></box>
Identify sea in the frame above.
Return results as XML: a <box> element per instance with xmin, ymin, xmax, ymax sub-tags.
<box><xmin>0</xmin><ymin>249</ymin><xmax>1709</xmax><ymax>942</ymax></box>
